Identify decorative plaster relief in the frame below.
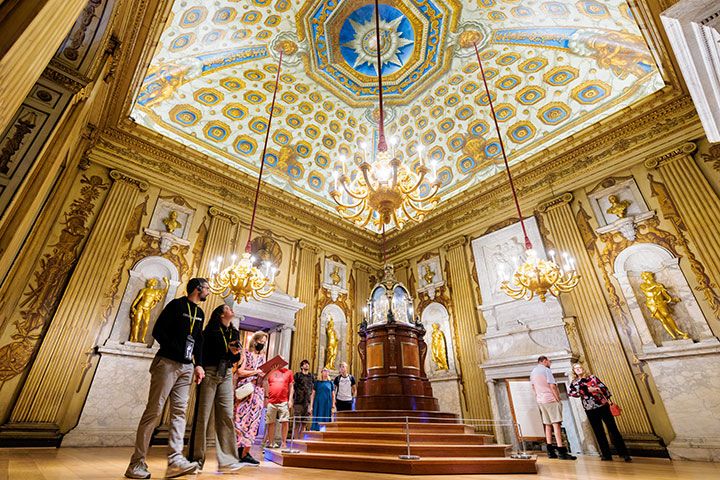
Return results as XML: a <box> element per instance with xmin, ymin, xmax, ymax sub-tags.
<box><xmin>322</xmin><ymin>257</ymin><xmax>348</xmax><ymax>301</ymax></box>
<box><xmin>417</xmin><ymin>255</ymin><xmax>444</xmax><ymax>300</ymax></box>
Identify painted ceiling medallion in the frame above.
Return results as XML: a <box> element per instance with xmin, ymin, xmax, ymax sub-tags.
<box><xmin>297</xmin><ymin>0</ymin><xmax>461</xmax><ymax>107</ymax></box>
<box><xmin>341</xmin><ymin>5</ymin><xmax>414</xmax><ymax>73</ymax></box>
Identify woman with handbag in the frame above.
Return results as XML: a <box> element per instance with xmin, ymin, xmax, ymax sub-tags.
<box><xmin>569</xmin><ymin>363</ymin><xmax>632</xmax><ymax>462</ymax></box>
<box><xmin>233</xmin><ymin>331</ymin><xmax>268</xmax><ymax>466</ymax></box>
<box><xmin>189</xmin><ymin>304</ymin><xmax>244</xmax><ymax>473</ymax></box>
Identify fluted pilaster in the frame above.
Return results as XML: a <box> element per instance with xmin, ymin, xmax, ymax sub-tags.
<box><xmin>538</xmin><ymin>193</ymin><xmax>654</xmax><ymax>436</ymax></box>
<box><xmin>291</xmin><ymin>240</ymin><xmax>320</xmax><ymax>371</ymax></box>
<box><xmin>9</xmin><ymin>170</ymin><xmax>147</xmax><ymax>431</ymax></box>
<box><xmin>200</xmin><ymin>207</ymin><xmax>239</xmax><ymax>313</ymax></box>
<box><xmin>0</xmin><ymin>0</ymin><xmax>89</xmax><ymax>135</ymax></box>
<box><xmin>443</xmin><ymin>236</ymin><xmax>492</xmax><ymax>426</ymax></box>
<box><xmin>645</xmin><ymin>143</ymin><xmax>720</xmax><ymax>291</ymax></box>
<box><xmin>352</xmin><ymin>261</ymin><xmax>374</xmax><ymax>379</ymax></box>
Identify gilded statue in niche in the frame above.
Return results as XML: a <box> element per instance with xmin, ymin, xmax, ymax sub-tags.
<box><xmin>606</xmin><ymin>194</ymin><xmax>631</xmax><ymax>219</ymax></box>
<box><xmin>431</xmin><ymin>323</ymin><xmax>449</xmax><ymax>370</ymax></box>
<box><xmin>324</xmin><ymin>316</ymin><xmax>339</xmax><ymax>370</ymax></box>
<box><xmin>423</xmin><ymin>264</ymin><xmax>435</xmax><ymax>285</ymax></box>
<box><xmin>639</xmin><ymin>271</ymin><xmax>690</xmax><ymax>340</ymax></box>
<box><xmin>129</xmin><ymin>277</ymin><xmax>169</xmax><ymax>343</ymax></box>
<box><xmin>162</xmin><ymin>210</ymin><xmax>182</xmax><ymax>234</ymax></box>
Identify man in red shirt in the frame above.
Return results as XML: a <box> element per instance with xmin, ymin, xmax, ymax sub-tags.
<box><xmin>263</xmin><ymin>364</ymin><xmax>294</xmax><ymax>448</ymax></box>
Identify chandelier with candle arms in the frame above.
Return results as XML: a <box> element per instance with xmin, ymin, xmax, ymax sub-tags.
<box><xmin>465</xmin><ymin>35</ymin><xmax>580</xmax><ymax>302</ymax></box>
<box><xmin>208</xmin><ymin>44</ymin><xmax>294</xmax><ymax>302</ymax></box>
<box><xmin>329</xmin><ymin>0</ymin><xmax>442</xmax><ymax>231</ymax></box>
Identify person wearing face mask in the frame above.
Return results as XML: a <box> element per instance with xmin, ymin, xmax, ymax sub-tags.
<box><xmin>233</xmin><ymin>331</ymin><xmax>268</xmax><ymax>466</ymax></box>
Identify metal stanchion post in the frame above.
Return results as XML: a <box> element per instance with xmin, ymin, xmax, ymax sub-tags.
<box><xmin>282</xmin><ymin>415</ymin><xmax>300</xmax><ymax>454</ymax></box>
<box><xmin>510</xmin><ymin>422</ymin><xmax>532</xmax><ymax>459</ymax></box>
<box><xmin>398</xmin><ymin>416</ymin><xmax>420</xmax><ymax>460</ymax></box>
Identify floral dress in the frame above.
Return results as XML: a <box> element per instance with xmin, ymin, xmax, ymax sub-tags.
<box><xmin>568</xmin><ymin>375</ymin><xmax>610</xmax><ymax>410</ymax></box>
<box><xmin>233</xmin><ymin>350</ymin><xmax>266</xmax><ymax>447</ymax></box>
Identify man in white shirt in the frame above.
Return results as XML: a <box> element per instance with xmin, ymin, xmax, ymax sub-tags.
<box><xmin>530</xmin><ymin>356</ymin><xmax>576</xmax><ymax>460</ymax></box>
<box><xmin>332</xmin><ymin>362</ymin><xmax>356</xmax><ymax>411</ymax></box>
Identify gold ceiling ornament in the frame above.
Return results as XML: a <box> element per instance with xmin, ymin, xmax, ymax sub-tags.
<box><xmin>209</xmin><ymin>47</ymin><xmax>288</xmax><ymax>302</ymax></box>
<box><xmin>467</xmin><ymin>41</ymin><xmax>580</xmax><ymax>302</ymax></box>
<box><xmin>329</xmin><ymin>0</ymin><xmax>442</xmax><ymax>231</ymax></box>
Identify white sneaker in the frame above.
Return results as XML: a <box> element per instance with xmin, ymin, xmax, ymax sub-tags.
<box><xmin>218</xmin><ymin>462</ymin><xmax>246</xmax><ymax>473</ymax></box>
<box><xmin>124</xmin><ymin>461</ymin><xmax>151</xmax><ymax>479</ymax></box>
<box><xmin>165</xmin><ymin>458</ymin><xmax>198</xmax><ymax>478</ymax></box>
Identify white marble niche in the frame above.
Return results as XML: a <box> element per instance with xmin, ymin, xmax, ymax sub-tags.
<box><xmin>317</xmin><ymin>304</ymin><xmax>348</xmax><ymax>374</ymax></box>
<box><xmin>613</xmin><ymin>242</ymin><xmax>720</xmax><ymax>461</ymax></box>
<box><xmin>420</xmin><ymin>302</ymin><xmax>462</xmax><ymax>415</ymax></box>
<box><xmin>64</xmin><ymin>256</ymin><xmax>181</xmax><ymax>446</ymax></box>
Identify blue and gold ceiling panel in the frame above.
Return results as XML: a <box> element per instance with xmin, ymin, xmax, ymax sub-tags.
<box><xmin>132</xmin><ymin>0</ymin><xmax>665</xmax><ymax>232</ymax></box>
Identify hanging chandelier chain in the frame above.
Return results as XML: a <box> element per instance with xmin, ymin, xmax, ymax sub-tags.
<box><xmin>246</xmin><ymin>49</ymin><xmax>284</xmax><ymax>253</ymax></box>
<box><xmin>374</xmin><ymin>0</ymin><xmax>387</xmax><ymax>152</ymax></box>
<box><xmin>473</xmin><ymin>42</ymin><xmax>531</xmax><ymax>250</ymax></box>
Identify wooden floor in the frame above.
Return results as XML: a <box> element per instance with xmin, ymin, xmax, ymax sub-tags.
<box><xmin>0</xmin><ymin>446</ymin><xmax>717</xmax><ymax>480</ymax></box>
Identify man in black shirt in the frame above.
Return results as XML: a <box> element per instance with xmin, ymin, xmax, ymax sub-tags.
<box><xmin>292</xmin><ymin>359</ymin><xmax>315</xmax><ymax>438</ymax></box>
<box><xmin>125</xmin><ymin>278</ymin><xmax>209</xmax><ymax>479</ymax></box>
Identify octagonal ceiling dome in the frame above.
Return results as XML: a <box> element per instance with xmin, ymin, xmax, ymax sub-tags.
<box><xmin>132</xmin><ymin>0</ymin><xmax>664</xmax><ymax>232</ymax></box>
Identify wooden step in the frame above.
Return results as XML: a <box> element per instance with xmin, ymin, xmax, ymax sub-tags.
<box><xmin>321</xmin><ymin>421</ymin><xmax>475</xmax><ymax>434</ymax></box>
<box><xmin>302</xmin><ymin>431</ymin><xmax>490</xmax><ymax>444</ymax></box>
<box><xmin>265</xmin><ymin>450</ymin><xmax>537</xmax><ymax>475</ymax></box>
<box><xmin>292</xmin><ymin>440</ymin><xmax>509</xmax><ymax>458</ymax></box>
<box><xmin>336</xmin><ymin>410</ymin><xmax>457</xmax><ymax>422</ymax></box>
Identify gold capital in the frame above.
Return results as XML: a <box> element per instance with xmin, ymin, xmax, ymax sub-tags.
<box><xmin>443</xmin><ymin>235</ymin><xmax>468</xmax><ymax>251</ymax></box>
<box><xmin>109</xmin><ymin>170</ymin><xmax>148</xmax><ymax>191</ymax></box>
<box><xmin>298</xmin><ymin>239</ymin><xmax>321</xmax><ymax>254</ymax></box>
<box><xmin>208</xmin><ymin>206</ymin><xmax>239</xmax><ymax>224</ymax></box>
<box><xmin>537</xmin><ymin>192</ymin><xmax>574</xmax><ymax>213</ymax></box>
<box><xmin>352</xmin><ymin>260</ymin><xmax>376</xmax><ymax>273</ymax></box>
<box><xmin>644</xmin><ymin>142</ymin><xmax>697</xmax><ymax>169</ymax></box>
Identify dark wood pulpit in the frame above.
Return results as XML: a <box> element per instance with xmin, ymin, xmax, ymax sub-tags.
<box><xmin>356</xmin><ymin>321</ymin><xmax>439</xmax><ymax>411</ymax></box>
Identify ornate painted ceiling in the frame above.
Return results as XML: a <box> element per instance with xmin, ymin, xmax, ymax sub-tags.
<box><xmin>131</xmin><ymin>0</ymin><xmax>664</xmax><ymax>231</ymax></box>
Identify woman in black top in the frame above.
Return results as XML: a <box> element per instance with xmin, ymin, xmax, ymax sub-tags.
<box><xmin>189</xmin><ymin>304</ymin><xmax>244</xmax><ymax>472</ymax></box>
<box><xmin>569</xmin><ymin>363</ymin><xmax>631</xmax><ymax>462</ymax></box>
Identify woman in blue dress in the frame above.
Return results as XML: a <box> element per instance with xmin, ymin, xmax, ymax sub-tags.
<box><xmin>309</xmin><ymin>368</ymin><xmax>335</xmax><ymax>431</ymax></box>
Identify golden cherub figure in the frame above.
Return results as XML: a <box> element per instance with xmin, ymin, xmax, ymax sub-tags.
<box><xmin>162</xmin><ymin>210</ymin><xmax>182</xmax><ymax>234</ymax></box>
<box><xmin>330</xmin><ymin>266</ymin><xmax>341</xmax><ymax>286</ymax></box>
<box><xmin>129</xmin><ymin>277</ymin><xmax>169</xmax><ymax>343</ymax></box>
<box><xmin>423</xmin><ymin>264</ymin><xmax>435</xmax><ymax>285</ymax></box>
<box><xmin>639</xmin><ymin>271</ymin><xmax>690</xmax><ymax>340</ymax></box>
<box><xmin>431</xmin><ymin>323</ymin><xmax>449</xmax><ymax>370</ymax></box>
<box><xmin>324</xmin><ymin>316</ymin><xmax>339</xmax><ymax>369</ymax></box>
<box><xmin>606</xmin><ymin>194</ymin><xmax>631</xmax><ymax>219</ymax></box>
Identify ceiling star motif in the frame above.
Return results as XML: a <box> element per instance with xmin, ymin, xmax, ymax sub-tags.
<box><xmin>342</xmin><ymin>9</ymin><xmax>414</xmax><ymax>72</ymax></box>
<box><xmin>131</xmin><ymin>0</ymin><xmax>665</xmax><ymax>232</ymax></box>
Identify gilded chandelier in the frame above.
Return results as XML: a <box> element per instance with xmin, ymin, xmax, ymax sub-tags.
<box><xmin>467</xmin><ymin>39</ymin><xmax>580</xmax><ymax>302</ymax></box>
<box><xmin>208</xmin><ymin>45</ymin><xmax>292</xmax><ymax>302</ymax></box>
<box><xmin>329</xmin><ymin>0</ymin><xmax>441</xmax><ymax>231</ymax></box>
<box><xmin>499</xmin><ymin>249</ymin><xmax>579</xmax><ymax>303</ymax></box>
<box><xmin>209</xmin><ymin>252</ymin><xmax>277</xmax><ymax>302</ymax></box>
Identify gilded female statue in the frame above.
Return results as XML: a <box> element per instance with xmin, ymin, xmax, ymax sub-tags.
<box><xmin>639</xmin><ymin>271</ymin><xmax>690</xmax><ymax>340</ymax></box>
<box><xmin>430</xmin><ymin>323</ymin><xmax>449</xmax><ymax>370</ymax></box>
<box><xmin>129</xmin><ymin>277</ymin><xmax>169</xmax><ymax>343</ymax></box>
<box><xmin>324</xmin><ymin>316</ymin><xmax>339</xmax><ymax>369</ymax></box>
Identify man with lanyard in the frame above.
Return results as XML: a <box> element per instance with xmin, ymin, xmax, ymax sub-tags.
<box><xmin>125</xmin><ymin>278</ymin><xmax>208</xmax><ymax>479</ymax></box>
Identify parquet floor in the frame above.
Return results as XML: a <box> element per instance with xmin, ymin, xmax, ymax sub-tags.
<box><xmin>0</xmin><ymin>446</ymin><xmax>717</xmax><ymax>480</ymax></box>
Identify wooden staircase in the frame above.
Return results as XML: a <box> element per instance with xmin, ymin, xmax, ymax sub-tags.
<box><xmin>265</xmin><ymin>411</ymin><xmax>537</xmax><ymax>475</ymax></box>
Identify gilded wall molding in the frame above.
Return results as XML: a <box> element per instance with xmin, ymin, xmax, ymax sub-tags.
<box><xmin>298</xmin><ymin>239</ymin><xmax>321</xmax><ymax>254</ymax></box>
<box><xmin>109</xmin><ymin>169</ymin><xmax>148</xmax><ymax>192</ymax></box>
<box><xmin>0</xmin><ymin>174</ymin><xmax>109</xmax><ymax>382</ymax></box>
<box><xmin>208</xmin><ymin>206</ymin><xmax>239</xmax><ymax>225</ymax></box>
<box><xmin>644</xmin><ymin>142</ymin><xmax>698</xmax><ymax>169</ymax></box>
<box><xmin>701</xmin><ymin>143</ymin><xmax>720</xmax><ymax>171</ymax></box>
<box><xmin>443</xmin><ymin>235</ymin><xmax>468</xmax><ymax>251</ymax></box>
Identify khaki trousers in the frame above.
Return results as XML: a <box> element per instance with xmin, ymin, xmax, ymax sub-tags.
<box><xmin>190</xmin><ymin>366</ymin><xmax>239</xmax><ymax>467</ymax></box>
<box><xmin>131</xmin><ymin>356</ymin><xmax>193</xmax><ymax>464</ymax></box>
